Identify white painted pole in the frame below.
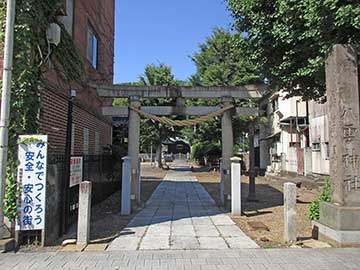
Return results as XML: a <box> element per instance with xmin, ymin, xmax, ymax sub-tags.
<box><xmin>0</xmin><ymin>0</ymin><xmax>16</xmax><ymax>239</ymax></box>
<box><xmin>121</xmin><ymin>157</ymin><xmax>131</xmax><ymax>215</ymax></box>
<box><xmin>150</xmin><ymin>145</ymin><xmax>153</xmax><ymax>167</ymax></box>
<box><xmin>231</xmin><ymin>157</ymin><xmax>242</xmax><ymax>216</ymax></box>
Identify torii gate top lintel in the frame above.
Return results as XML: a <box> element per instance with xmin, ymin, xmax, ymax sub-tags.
<box><xmin>96</xmin><ymin>84</ymin><xmax>265</xmax><ymax>99</ymax></box>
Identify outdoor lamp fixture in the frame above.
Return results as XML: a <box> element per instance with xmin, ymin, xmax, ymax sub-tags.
<box><xmin>70</xmin><ymin>89</ymin><xmax>76</xmax><ymax>98</ymax></box>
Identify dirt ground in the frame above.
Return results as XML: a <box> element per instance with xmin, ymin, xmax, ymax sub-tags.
<box><xmin>87</xmin><ymin>163</ymin><xmax>166</xmax><ymax>244</ymax></box>
<box><xmin>193</xmin><ymin>169</ymin><xmax>321</xmax><ymax>248</ymax></box>
<box><xmin>20</xmin><ymin>164</ymin><xmax>166</xmax><ymax>251</ymax></box>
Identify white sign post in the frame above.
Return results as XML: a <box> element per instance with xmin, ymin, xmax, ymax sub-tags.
<box><xmin>70</xmin><ymin>156</ymin><xmax>83</xmax><ymax>187</ymax></box>
<box><xmin>16</xmin><ymin>135</ymin><xmax>48</xmax><ymax>233</ymax></box>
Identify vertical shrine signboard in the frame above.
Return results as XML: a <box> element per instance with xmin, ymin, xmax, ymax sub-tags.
<box><xmin>16</xmin><ymin>135</ymin><xmax>48</xmax><ymax>231</ymax></box>
<box><xmin>326</xmin><ymin>44</ymin><xmax>360</xmax><ymax>207</ymax></box>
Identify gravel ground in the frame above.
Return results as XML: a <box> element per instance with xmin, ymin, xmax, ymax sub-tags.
<box><xmin>193</xmin><ymin>169</ymin><xmax>321</xmax><ymax>248</ymax></box>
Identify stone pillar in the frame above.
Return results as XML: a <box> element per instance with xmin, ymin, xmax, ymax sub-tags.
<box><xmin>248</xmin><ymin>117</ymin><xmax>257</xmax><ymax>201</ymax></box>
<box><xmin>219</xmin><ymin>159</ymin><xmax>225</xmax><ymax>206</ymax></box>
<box><xmin>121</xmin><ymin>157</ymin><xmax>131</xmax><ymax>215</ymax></box>
<box><xmin>231</xmin><ymin>157</ymin><xmax>242</xmax><ymax>216</ymax></box>
<box><xmin>284</xmin><ymin>182</ymin><xmax>297</xmax><ymax>242</ymax></box>
<box><xmin>128</xmin><ymin>96</ymin><xmax>141</xmax><ymax>208</ymax></box>
<box><xmin>326</xmin><ymin>44</ymin><xmax>360</xmax><ymax>207</ymax></box>
<box><xmin>77</xmin><ymin>181</ymin><xmax>92</xmax><ymax>245</ymax></box>
<box><xmin>221</xmin><ymin>97</ymin><xmax>234</xmax><ymax>208</ymax></box>
<box><xmin>314</xmin><ymin>44</ymin><xmax>360</xmax><ymax>247</ymax></box>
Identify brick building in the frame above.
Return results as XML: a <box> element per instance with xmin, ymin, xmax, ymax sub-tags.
<box><xmin>40</xmin><ymin>0</ymin><xmax>115</xmax><ymax>156</ymax></box>
<box><xmin>1</xmin><ymin>0</ymin><xmax>114</xmax><ymax>155</ymax></box>
<box><xmin>1</xmin><ymin>0</ymin><xmax>116</xmax><ymax>242</ymax></box>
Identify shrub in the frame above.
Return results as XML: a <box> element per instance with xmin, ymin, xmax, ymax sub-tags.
<box><xmin>191</xmin><ymin>143</ymin><xmax>206</xmax><ymax>164</ymax></box>
<box><xmin>309</xmin><ymin>178</ymin><xmax>332</xmax><ymax>220</ymax></box>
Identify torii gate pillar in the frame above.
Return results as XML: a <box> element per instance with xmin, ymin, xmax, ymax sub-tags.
<box><xmin>221</xmin><ymin>96</ymin><xmax>234</xmax><ymax>208</ymax></box>
<box><xmin>128</xmin><ymin>96</ymin><xmax>141</xmax><ymax>209</ymax></box>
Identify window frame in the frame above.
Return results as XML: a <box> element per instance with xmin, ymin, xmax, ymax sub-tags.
<box><xmin>86</xmin><ymin>24</ymin><xmax>99</xmax><ymax>69</ymax></box>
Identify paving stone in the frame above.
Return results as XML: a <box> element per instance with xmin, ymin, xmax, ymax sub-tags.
<box><xmin>194</xmin><ymin>225</ymin><xmax>220</xmax><ymax>237</ymax></box>
<box><xmin>217</xmin><ymin>225</ymin><xmax>246</xmax><ymax>237</ymax></box>
<box><xmin>107</xmin><ymin>237</ymin><xmax>141</xmax><ymax>251</ymax></box>
<box><xmin>84</xmin><ymin>243</ymin><xmax>109</xmax><ymax>251</ymax></box>
<box><xmin>192</xmin><ymin>217</ymin><xmax>213</xmax><ymax>226</ymax></box>
<box><xmin>107</xmin><ymin>168</ymin><xmax>256</xmax><ymax>251</ymax></box>
<box><xmin>225</xmin><ymin>237</ymin><xmax>259</xmax><ymax>249</ymax></box>
<box><xmin>198</xmin><ymin>237</ymin><xmax>229</xmax><ymax>250</ymax></box>
<box><xmin>210</xmin><ymin>215</ymin><xmax>235</xmax><ymax>226</ymax></box>
<box><xmin>172</xmin><ymin>225</ymin><xmax>196</xmax><ymax>236</ymax></box>
<box><xmin>146</xmin><ymin>225</ymin><xmax>171</xmax><ymax>236</ymax></box>
<box><xmin>170</xmin><ymin>236</ymin><xmax>200</xmax><ymax>250</ymax></box>
<box><xmin>140</xmin><ymin>237</ymin><xmax>170</xmax><ymax>250</ymax></box>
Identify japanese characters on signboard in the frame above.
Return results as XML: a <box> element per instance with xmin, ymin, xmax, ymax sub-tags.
<box><xmin>16</xmin><ymin>135</ymin><xmax>47</xmax><ymax>231</ymax></box>
<box><xmin>70</xmin><ymin>156</ymin><xmax>83</xmax><ymax>187</ymax></box>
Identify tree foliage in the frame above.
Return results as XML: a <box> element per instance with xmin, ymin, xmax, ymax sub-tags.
<box><xmin>0</xmin><ymin>0</ymin><xmax>84</xmax><ymax>220</ymax></box>
<box><xmin>191</xmin><ymin>28</ymin><xmax>262</xmax><ymax>86</ymax></box>
<box><xmin>184</xmin><ymin>29</ymin><xmax>262</xmax><ymax>161</ymax></box>
<box><xmin>227</xmin><ymin>0</ymin><xmax>360</xmax><ymax>100</ymax></box>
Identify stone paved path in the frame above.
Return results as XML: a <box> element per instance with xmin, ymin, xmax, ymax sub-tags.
<box><xmin>1</xmin><ymin>248</ymin><xmax>359</xmax><ymax>269</ymax></box>
<box><xmin>108</xmin><ymin>167</ymin><xmax>258</xmax><ymax>251</ymax></box>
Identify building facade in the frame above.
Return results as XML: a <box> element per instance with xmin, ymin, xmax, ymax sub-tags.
<box><xmin>0</xmin><ymin>0</ymin><xmax>116</xmax><ymax>243</ymax></box>
<box><xmin>258</xmin><ymin>90</ymin><xmax>330</xmax><ymax>176</ymax></box>
<box><xmin>41</xmin><ymin>0</ymin><xmax>114</xmax><ymax>156</ymax></box>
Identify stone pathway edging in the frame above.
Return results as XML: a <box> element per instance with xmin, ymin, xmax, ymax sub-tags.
<box><xmin>108</xmin><ymin>168</ymin><xmax>257</xmax><ymax>251</ymax></box>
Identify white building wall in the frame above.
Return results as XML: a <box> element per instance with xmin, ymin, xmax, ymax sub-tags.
<box><xmin>279</xmin><ymin>94</ymin><xmax>307</xmax><ymax>120</ymax></box>
<box><xmin>309</xmin><ymin>102</ymin><xmax>330</xmax><ymax>175</ymax></box>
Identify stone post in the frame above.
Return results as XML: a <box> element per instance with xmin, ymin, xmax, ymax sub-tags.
<box><xmin>128</xmin><ymin>96</ymin><xmax>141</xmax><ymax>208</ymax></box>
<box><xmin>314</xmin><ymin>44</ymin><xmax>360</xmax><ymax>247</ymax></box>
<box><xmin>221</xmin><ymin>96</ymin><xmax>234</xmax><ymax>208</ymax></box>
<box><xmin>77</xmin><ymin>181</ymin><xmax>92</xmax><ymax>245</ymax></box>
<box><xmin>219</xmin><ymin>159</ymin><xmax>225</xmax><ymax>205</ymax></box>
<box><xmin>231</xmin><ymin>157</ymin><xmax>242</xmax><ymax>215</ymax></box>
<box><xmin>284</xmin><ymin>182</ymin><xmax>297</xmax><ymax>242</ymax></box>
<box><xmin>121</xmin><ymin>157</ymin><xmax>131</xmax><ymax>215</ymax></box>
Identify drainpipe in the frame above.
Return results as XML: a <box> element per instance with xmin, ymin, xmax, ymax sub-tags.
<box><xmin>296</xmin><ymin>100</ymin><xmax>299</xmax><ymax>148</ymax></box>
<box><xmin>0</xmin><ymin>0</ymin><xmax>16</xmax><ymax>240</ymax></box>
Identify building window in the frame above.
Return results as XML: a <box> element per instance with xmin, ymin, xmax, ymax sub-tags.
<box><xmin>59</xmin><ymin>0</ymin><xmax>74</xmax><ymax>35</ymax></box>
<box><xmin>272</xmin><ymin>98</ymin><xmax>279</xmax><ymax>112</ymax></box>
<box><xmin>325</xmin><ymin>142</ymin><xmax>330</xmax><ymax>159</ymax></box>
<box><xmin>289</xmin><ymin>142</ymin><xmax>301</xmax><ymax>148</ymax></box>
<box><xmin>312</xmin><ymin>142</ymin><xmax>320</xmax><ymax>152</ymax></box>
<box><xmin>87</xmin><ymin>25</ymin><xmax>98</xmax><ymax>69</ymax></box>
<box><xmin>94</xmin><ymin>131</ymin><xmax>100</xmax><ymax>155</ymax></box>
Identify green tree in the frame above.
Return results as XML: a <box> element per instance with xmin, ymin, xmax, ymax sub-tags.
<box><xmin>191</xmin><ymin>28</ymin><xmax>261</xmax><ymax>86</ymax></box>
<box><xmin>226</xmin><ymin>0</ymin><xmax>360</xmax><ymax>100</ymax></box>
<box><xmin>184</xmin><ymin>29</ymin><xmax>262</xmax><ymax>161</ymax></box>
<box><xmin>137</xmin><ymin>64</ymin><xmax>180</xmax><ymax>167</ymax></box>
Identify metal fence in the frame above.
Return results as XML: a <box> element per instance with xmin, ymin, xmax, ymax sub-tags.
<box><xmin>44</xmin><ymin>154</ymin><xmax>122</xmax><ymax>243</ymax></box>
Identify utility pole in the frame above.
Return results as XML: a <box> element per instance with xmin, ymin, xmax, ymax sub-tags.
<box><xmin>60</xmin><ymin>90</ymin><xmax>76</xmax><ymax>236</ymax></box>
<box><xmin>0</xmin><ymin>0</ymin><xmax>16</xmax><ymax>239</ymax></box>
<box><xmin>247</xmin><ymin>116</ymin><xmax>257</xmax><ymax>202</ymax></box>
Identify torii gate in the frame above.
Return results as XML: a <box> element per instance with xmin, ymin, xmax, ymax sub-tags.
<box><xmin>97</xmin><ymin>84</ymin><xmax>264</xmax><ymax>210</ymax></box>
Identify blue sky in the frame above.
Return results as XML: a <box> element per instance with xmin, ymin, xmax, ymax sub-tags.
<box><xmin>114</xmin><ymin>0</ymin><xmax>232</xmax><ymax>83</ymax></box>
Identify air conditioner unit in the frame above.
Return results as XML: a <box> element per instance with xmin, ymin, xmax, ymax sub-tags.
<box><xmin>46</xmin><ymin>23</ymin><xmax>61</xmax><ymax>46</ymax></box>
